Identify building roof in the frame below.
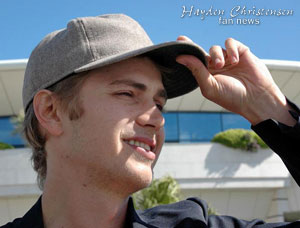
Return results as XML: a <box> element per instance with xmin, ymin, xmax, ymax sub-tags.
<box><xmin>0</xmin><ymin>59</ymin><xmax>300</xmax><ymax>116</ymax></box>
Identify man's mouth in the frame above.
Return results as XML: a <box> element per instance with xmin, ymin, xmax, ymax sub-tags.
<box><xmin>123</xmin><ymin>137</ymin><xmax>156</xmax><ymax>160</ymax></box>
<box><xmin>124</xmin><ymin>139</ymin><xmax>152</xmax><ymax>151</ymax></box>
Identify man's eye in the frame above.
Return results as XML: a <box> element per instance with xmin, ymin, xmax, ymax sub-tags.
<box><xmin>118</xmin><ymin>92</ymin><xmax>133</xmax><ymax>97</ymax></box>
<box><xmin>156</xmin><ymin>103</ymin><xmax>163</xmax><ymax>111</ymax></box>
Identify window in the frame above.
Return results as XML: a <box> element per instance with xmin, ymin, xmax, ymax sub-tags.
<box><xmin>222</xmin><ymin>113</ymin><xmax>250</xmax><ymax>130</ymax></box>
<box><xmin>163</xmin><ymin>113</ymin><xmax>179</xmax><ymax>142</ymax></box>
<box><xmin>178</xmin><ymin>113</ymin><xmax>222</xmax><ymax>142</ymax></box>
<box><xmin>163</xmin><ymin>112</ymin><xmax>251</xmax><ymax>143</ymax></box>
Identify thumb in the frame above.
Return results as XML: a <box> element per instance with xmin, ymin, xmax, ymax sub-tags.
<box><xmin>176</xmin><ymin>55</ymin><xmax>217</xmax><ymax>98</ymax></box>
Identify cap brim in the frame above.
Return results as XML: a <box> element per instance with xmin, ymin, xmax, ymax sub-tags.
<box><xmin>75</xmin><ymin>41</ymin><xmax>207</xmax><ymax>99</ymax></box>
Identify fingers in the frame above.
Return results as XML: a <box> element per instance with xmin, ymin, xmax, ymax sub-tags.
<box><xmin>209</xmin><ymin>45</ymin><xmax>226</xmax><ymax>69</ymax></box>
<box><xmin>176</xmin><ymin>55</ymin><xmax>217</xmax><ymax>99</ymax></box>
<box><xmin>225</xmin><ymin>38</ymin><xmax>239</xmax><ymax>64</ymax></box>
<box><xmin>177</xmin><ymin>37</ymin><xmax>249</xmax><ymax>66</ymax></box>
<box><xmin>175</xmin><ymin>37</ymin><xmax>251</xmax><ymax>86</ymax></box>
<box><xmin>207</xmin><ymin>38</ymin><xmax>251</xmax><ymax>70</ymax></box>
<box><xmin>225</xmin><ymin>38</ymin><xmax>251</xmax><ymax>63</ymax></box>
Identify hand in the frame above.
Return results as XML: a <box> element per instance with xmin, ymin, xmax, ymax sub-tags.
<box><xmin>176</xmin><ymin>36</ymin><xmax>297</xmax><ymax>126</ymax></box>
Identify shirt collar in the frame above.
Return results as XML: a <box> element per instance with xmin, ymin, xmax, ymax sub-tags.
<box><xmin>125</xmin><ymin>197</ymin><xmax>156</xmax><ymax>228</ymax></box>
<box><xmin>20</xmin><ymin>195</ymin><xmax>152</xmax><ymax>228</ymax></box>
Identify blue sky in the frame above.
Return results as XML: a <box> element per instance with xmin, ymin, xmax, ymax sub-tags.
<box><xmin>0</xmin><ymin>0</ymin><xmax>299</xmax><ymax>61</ymax></box>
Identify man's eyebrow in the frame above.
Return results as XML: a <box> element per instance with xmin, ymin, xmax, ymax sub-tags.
<box><xmin>109</xmin><ymin>79</ymin><xmax>168</xmax><ymax>101</ymax></box>
<box><xmin>109</xmin><ymin>79</ymin><xmax>146</xmax><ymax>91</ymax></box>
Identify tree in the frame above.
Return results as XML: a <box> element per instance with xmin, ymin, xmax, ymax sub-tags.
<box><xmin>132</xmin><ymin>175</ymin><xmax>181</xmax><ymax>210</ymax></box>
<box><xmin>0</xmin><ymin>142</ymin><xmax>14</xmax><ymax>150</ymax></box>
<box><xmin>132</xmin><ymin>175</ymin><xmax>217</xmax><ymax>215</ymax></box>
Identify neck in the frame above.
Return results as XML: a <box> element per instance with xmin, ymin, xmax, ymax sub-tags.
<box><xmin>42</xmin><ymin>177</ymin><xmax>130</xmax><ymax>228</ymax></box>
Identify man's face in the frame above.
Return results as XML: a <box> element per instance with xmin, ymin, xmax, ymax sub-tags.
<box><xmin>60</xmin><ymin>57</ymin><xmax>166</xmax><ymax>192</ymax></box>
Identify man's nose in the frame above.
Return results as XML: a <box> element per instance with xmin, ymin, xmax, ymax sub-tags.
<box><xmin>136</xmin><ymin>105</ymin><xmax>165</xmax><ymax>131</ymax></box>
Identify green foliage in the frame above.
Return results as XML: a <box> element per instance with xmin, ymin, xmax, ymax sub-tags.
<box><xmin>0</xmin><ymin>142</ymin><xmax>14</xmax><ymax>150</ymax></box>
<box><xmin>132</xmin><ymin>175</ymin><xmax>181</xmax><ymax>210</ymax></box>
<box><xmin>207</xmin><ymin>204</ymin><xmax>218</xmax><ymax>215</ymax></box>
<box><xmin>212</xmin><ymin>129</ymin><xmax>268</xmax><ymax>152</ymax></box>
<box><xmin>132</xmin><ymin>175</ymin><xmax>217</xmax><ymax>215</ymax></box>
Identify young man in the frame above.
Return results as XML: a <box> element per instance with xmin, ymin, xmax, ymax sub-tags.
<box><xmin>2</xmin><ymin>14</ymin><xmax>300</xmax><ymax>227</ymax></box>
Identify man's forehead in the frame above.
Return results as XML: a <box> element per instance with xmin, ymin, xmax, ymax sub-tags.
<box><xmin>89</xmin><ymin>57</ymin><xmax>167</xmax><ymax>96</ymax></box>
<box><xmin>92</xmin><ymin>56</ymin><xmax>159</xmax><ymax>75</ymax></box>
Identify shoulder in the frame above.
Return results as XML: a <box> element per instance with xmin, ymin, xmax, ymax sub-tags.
<box><xmin>137</xmin><ymin>197</ymin><xmax>209</xmax><ymax>227</ymax></box>
<box><xmin>135</xmin><ymin>198</ymin><xmax>270</xmax><ymax>228</ymax></box>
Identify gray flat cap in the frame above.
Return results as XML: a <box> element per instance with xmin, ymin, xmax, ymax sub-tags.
<box><xmin>23</xmin><ymin>14</ymin><xmax>207</xmax><ymax>112</ymax></box>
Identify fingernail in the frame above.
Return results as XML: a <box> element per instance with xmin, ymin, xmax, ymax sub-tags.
<box><xmin>215</xmin><ymin>58</ymin><xmax>222</xmax><ymax>67</ymax></box>
<box><xmin>177</xmin><ymin>36</ymin><xmax>185</xmax><ymax>41</ymax></box>
<box><xmin>232</xmin><ymin>56</ymin><xmax>238</xmax><ymax>64</ymax></box>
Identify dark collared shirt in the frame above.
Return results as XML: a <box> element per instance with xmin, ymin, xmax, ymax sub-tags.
<box><xmin>2</xmin><ymin>195</ymin><xmax>299</xmax><ymax>227</ymax></box>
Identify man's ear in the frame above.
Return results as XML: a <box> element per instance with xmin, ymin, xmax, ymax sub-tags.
<box><xmin>33</xmin><ymin>90</ymin><xmax>64</xmax><ymax>137</ymax></box>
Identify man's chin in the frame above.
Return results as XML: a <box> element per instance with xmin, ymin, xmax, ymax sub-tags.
<box><xmin>125</xmin><ymin>162</ymin><xmax>154</xmax><ymax>193</ymax></box>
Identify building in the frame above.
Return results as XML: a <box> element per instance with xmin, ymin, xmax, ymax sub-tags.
<box><xmin>0</xmin><ymin>59</ymin><xmax>300</xmax><ymax>225</ymax></box>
